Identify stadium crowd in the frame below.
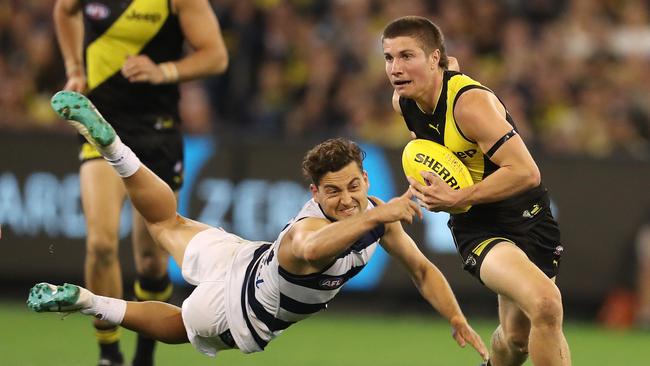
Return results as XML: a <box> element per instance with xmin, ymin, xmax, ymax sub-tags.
<box><xmin>1</xmin><ymin>0</ymin><xmax>650</xmax><ymax>159</ymax></box>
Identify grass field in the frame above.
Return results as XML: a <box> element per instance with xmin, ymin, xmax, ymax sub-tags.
<box><xmin>1</xmin><ymin>301</ymin><xmax>648</xmax><ymax>365</ymax></box>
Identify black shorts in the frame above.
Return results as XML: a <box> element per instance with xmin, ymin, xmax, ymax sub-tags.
<box><xmin>448</xmin><ymin>188</ymin><xmax>563</xmax><ymax>283</ymax></box>
<box><xmin>78</xmin><ymin>112</ymin><xmax>184</xmax><ymax>191</ymax></box>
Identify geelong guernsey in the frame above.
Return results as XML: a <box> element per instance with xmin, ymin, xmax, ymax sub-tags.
<box><xmin>226</xmin><ymin>198</ymin><xmax>385</xmax><ymax>353</ymax></box>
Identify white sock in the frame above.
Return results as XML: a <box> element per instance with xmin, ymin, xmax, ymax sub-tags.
<box><xmin>98</xmin><ymin>137</ymin><xmax>141</xmax><ymax>178</ymax></box>
<box><xmin>81</xmin><ymin>294</ymin><xmax>127</xmax><ymax>325</ymax></box>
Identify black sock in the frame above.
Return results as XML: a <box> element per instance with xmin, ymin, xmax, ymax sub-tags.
<box><xmin>132</xmin><ymin>333</ymin><xmax>155</xmax><ymax>366</ymax></box>
<box><xmin>132</xmin><ymin>275</ymin><xmax>172</xmax><ymax>366</ymax></box>
<box><xmin>96</xmin><ymin>326</ymin><xmax>123</xmax><ymax>362</ymax></box>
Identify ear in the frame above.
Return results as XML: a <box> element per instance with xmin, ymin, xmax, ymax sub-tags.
<box><xmin>430</xmin><ymin>49</ymin><xmax>441</xmax><ymax>69</ymax></box>
<box><xmin>310</xmin><ymin>183</ymin><xmax>318</xmax><ymax>198</ymax></box>
<box><xmin>363</xmin><ymin>170</ymin><xmax>370</xmax><ymax>190</ymax></box>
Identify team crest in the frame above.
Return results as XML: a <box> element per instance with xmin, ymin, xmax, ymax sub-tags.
<box><xmin>85</xmin><ymin>3</ymin><xmax>111</xmax><ymax>20</ymax></box>
<box><xmin>464</xmin><ymin>255</ymin><xmax>477</xmax><ymax>267</ymax></box>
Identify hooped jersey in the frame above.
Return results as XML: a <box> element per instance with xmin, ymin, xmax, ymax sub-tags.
<box><xmin>399</xmin><ymin>70</ymin><xmax>547</xmax><ymax>221</ymax></box>
<box><xmin>80</xmin><ymin>0</ymin><xmax>183</xmax><ymax>121</ymax></box>
<box><xmin>231</xmin><ymin>198</ymin><xmax>385</xmax><ymax>353</ymax></box>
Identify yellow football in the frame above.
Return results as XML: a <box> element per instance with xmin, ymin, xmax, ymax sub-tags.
<box><xmin>401</xmin><ymin>139</ymin><xmax>474</xmax><ymax>214</ymax></box>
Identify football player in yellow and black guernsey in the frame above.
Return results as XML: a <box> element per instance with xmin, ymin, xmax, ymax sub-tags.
<box><xmin>53</xmin><ymin>0</ymin><xmax>228</xmax><ymax>365</ymax></box>
<box><xmin>382</xmin><ymin>16</ymin><xmax>570</xmax><ymax>366</ymax></box>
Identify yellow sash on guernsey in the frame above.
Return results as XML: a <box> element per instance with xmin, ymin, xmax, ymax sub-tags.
<box><xmin>86</xmin><ymin>0</ymin><xmax>168</xmax><ymax>90</ymax></box>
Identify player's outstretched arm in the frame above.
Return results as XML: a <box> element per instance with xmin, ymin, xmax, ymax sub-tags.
<box><xmin>380</xmin><ymin>223</ymin><xmax>489</xmax><ymax>361</ymax></box>
<box><xmin>283</xmin><ymin>189</ymin><xmax>420</xmax><ymax>273</ymax></box>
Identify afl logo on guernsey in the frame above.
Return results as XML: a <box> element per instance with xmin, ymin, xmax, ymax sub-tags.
<box><xmin>319</xmin><ymin>277</ymin><xmax>344</xmax><ymax>289</ymax></box>
<box><xmin>85</xmin><ymin>3</ymin><xmax>110</xmax><ymax>20</ymax></box>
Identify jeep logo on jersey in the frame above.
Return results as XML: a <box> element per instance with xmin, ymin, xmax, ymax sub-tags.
<box><xmin>454</xmin><ymin>149</ymin><xmax>478</xmax><ymax>159</ymax></box>
<box><xmin>319</xmin><ymin>277</ymin><xmax>344</xmax><ymax>289</ymax></box>
<box><xmin>85</xmin><ymin>3</ymin><xmax>110</xmax><ymax>20</ymax></box>
<box><xmin>126</xmin><ymin>9</ymin><xmax>162</xmax><ymax>23</ymax></box>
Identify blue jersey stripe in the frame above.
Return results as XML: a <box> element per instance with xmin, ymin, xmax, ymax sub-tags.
<box><xmin>240</xmin><ymin>244</ymin><xmax>272</xmax><ymax>350</ymax></box>
<box><xmin>247</xmin><ymin>267</ymin><xmax>295</xmax><ymax>332</ymax></box>
<box><xmin>279</xmin><ymin>293</ymin><xmax>327</xmax><ymax>314</ymax></box>
<box><xmin>278</xmin><ymin>264</ymin><xmax>365</xmax><ymax>290</ymax></box>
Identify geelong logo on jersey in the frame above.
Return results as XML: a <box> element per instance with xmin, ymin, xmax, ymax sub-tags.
<box><xmin>85</xmin><ymin>3</ymin><xmax>110</xmax><ymax>20</ymax></box>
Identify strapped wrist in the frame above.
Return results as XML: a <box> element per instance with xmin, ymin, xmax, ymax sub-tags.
<box><xmin>159</xmin><ymin>62</ymin><xmax>179</xmax><ymax>83</ymax></box>
<box><xmin>65</xmin><ymin>63</ymin><xmax>85</xmax><ymax>78</ymax></box>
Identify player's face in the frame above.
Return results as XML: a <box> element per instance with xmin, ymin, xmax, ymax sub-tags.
<box><xmin>311</xmin><ymin>162</ymin><xmax>370</xmax><ymax>221</ymax></box>
<box><xmin>383</xmin><ymin>36</ymin><xmax>438</xmax><ymax>98</ymax></box>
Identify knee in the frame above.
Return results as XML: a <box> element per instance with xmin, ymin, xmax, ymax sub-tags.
<box><xmin>504</xmin><ymin>331</ymin><xmax>529</xmax><ymax>355</ymax></box>
<box><xmin>134</xmin><ymin>237</ymin><xmax>168</xmax><ymax>276</ymax></box>
<box><xmin>86</xmin><ymin>235</ymin><xmax>119</xmax><ymax>266</ymax></box>
<box><xmin>493</xmin><ymin>327</ymin><xmax>529</xmax><ymax>355</ymax></box>
<box><xmin>137</xmin><ymin>251</ymin><xmax>169</xmax><ymax>277</ymax></box>
<box><xmin>528</xmin><ymin>289</ymin><xmax>563</xmax><ymax>328</ymax></box>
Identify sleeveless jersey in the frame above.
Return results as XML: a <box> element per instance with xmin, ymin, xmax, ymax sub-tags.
<box><xmin>226</xmin><ymin>198</ymin><xmax>385</xmax><ymax>353</ymax></box>
<box><xmin>399</xmin><ymin>70</ymin><xmax>547</xmax><ymax>221</ymax></box>
<box><xmin>81</xmin><ymin>0</ymin><xmax>183</xmax><ymax>122</ymax></box>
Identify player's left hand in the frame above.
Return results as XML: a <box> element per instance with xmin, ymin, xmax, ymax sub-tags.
<box><xmin>407</xmin><ymin>171</ymin><xmax>463</xmax><ymax>212</ymax></box>
<box><xmin>450</xmin><ymin>316</ymin><xmax>489</xmax><ymax>361</ymax></box>
<box><xmin>121</xmin><ymin>55</ymin><xmax>166</xmax><ymax>84</ymax></box>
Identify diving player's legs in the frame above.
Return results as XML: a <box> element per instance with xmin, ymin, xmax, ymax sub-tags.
<box><xmin>80</xmin><ymin>159</ymin><xmax>128</xmax><ymax>364</ymax></box>
<box><xmin>480</xmin><ymin>242</ymin><xmax>571</xmax><ymax>366</ymax></box>
<box><xmin>27</xmin><ymin>283</ymin><xmax>188</xmax><ymax>344</ymax></box>
<box><xmin>131</xmin><ymin>209</ymin><xmax>173</xmax><ymax>366</ymax></box>
<box><xmin>50</xmin><ymin>91</ymin><xmax>210</xmax><ymax>267</ymax></box>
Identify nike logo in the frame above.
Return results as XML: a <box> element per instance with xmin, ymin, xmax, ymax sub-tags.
<box><xmin>428</xmin><ymin>123</ymin><xmax>441</xmax><ymax>134</ymax></box>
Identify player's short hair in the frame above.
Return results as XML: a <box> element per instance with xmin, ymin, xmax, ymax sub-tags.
<box><xmin>382</xmin><ymin>16</ymin><xmax>449</xmax><ymax>69</ymax></box>
<box><xmin>302</xmin><ymin>138</ymin><xmax>366</xmax><ymax>185</ymax></box>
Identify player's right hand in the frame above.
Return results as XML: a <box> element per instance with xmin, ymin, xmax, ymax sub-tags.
<box><xmin>372</xmin><ymin>188</ymin><xmax>422</xmax><ymax>225</ymax></box>
<box><xmin>450</xmin><ymin>316</ymin><xmax>489</xmax><ymax>361</ymax></box>
<box><xmin>64</xmin><ymin>75</ymin><xmax>87</xmax><ymax>93</ymax></box>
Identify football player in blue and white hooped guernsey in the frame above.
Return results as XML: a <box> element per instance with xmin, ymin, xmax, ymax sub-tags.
<box><xmin>28</xmin><ymin>98</ymin><xmax>489</xmax><ymax>364</ymax></box>
<box><xmin>232</xmin><ymin>138</ymin><xmax>486</xmax><ymax>359</ymax></box>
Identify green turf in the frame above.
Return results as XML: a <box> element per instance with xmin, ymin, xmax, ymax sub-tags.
<box><xmin>0</xmin><ymin>301</ymin><xmax>648</xmax><ymax>365</ymax></box>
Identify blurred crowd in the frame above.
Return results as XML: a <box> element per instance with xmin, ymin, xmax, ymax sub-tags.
<box><xmin>2</xmin><ymin>0</ymin><xmax>650</xmax><ymax>159</ymax></box>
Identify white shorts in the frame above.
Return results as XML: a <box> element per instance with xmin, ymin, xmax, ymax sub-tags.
<box><xmin>180</xmin><ymin>228</ymin><xmax>248</xmax><ymax>357</ymax></box>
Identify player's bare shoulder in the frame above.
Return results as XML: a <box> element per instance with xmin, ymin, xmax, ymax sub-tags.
<box><xmin>453</xmin><ymin>88</ymin><xmax>508</xmax><ymax>142</ymax></box>
<box><xmin>281</xmin><ymin>216</ymin><xmax>329</xmax><ymax>249</ymax></box>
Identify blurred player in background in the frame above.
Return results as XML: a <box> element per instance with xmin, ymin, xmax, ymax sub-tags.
<box><xmin>382</xmin><ymin>16</ymin><xmax>570</xmax><ymax>366</ymax></box>
<box><xmin>53</xmin><ymin>0</ymin><xmax>228</xmax><ymax>365</ymax></box>
<box><xmin>634</xmin><ymin>211</ymin><xmax>650</xmax><ymax>328</ymax></box>
<box><xmin>29</xmin><ymin>91</ymin><xmax>489</xmax><ymax>363</ymax></box>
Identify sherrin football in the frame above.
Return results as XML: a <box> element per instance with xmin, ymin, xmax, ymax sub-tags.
<box><xmin>401</xmin><ymin>139</ymin><xmax>474</xmax><ymax>214</ymax></box>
